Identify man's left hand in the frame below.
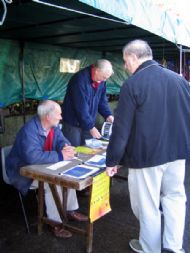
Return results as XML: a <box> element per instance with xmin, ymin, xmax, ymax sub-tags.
<box><xmin>106</xmin><ymin>115</ymin><xmax>114</xmax><ymax>123</ymax></box>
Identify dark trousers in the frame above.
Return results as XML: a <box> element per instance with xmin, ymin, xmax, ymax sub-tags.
<box><xmin>63</xmin><ymin>122</ymin><xmax>92</xmax><ymax>146</ymax></box>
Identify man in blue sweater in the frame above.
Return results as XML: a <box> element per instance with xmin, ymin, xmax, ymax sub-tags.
<box><xmin>62</xmin><ymin>59</ymin><xmax>114</xmax><ymax>146</ymax></box>
<box><xmin>6</xmin><ymin>100</ymin><xmax>87</xmax><ymax>238</ymax></box>
<box><xmin>106</xmin><ymin>40</ymin><xmax>190</xmax><ymax>253</ymax></box>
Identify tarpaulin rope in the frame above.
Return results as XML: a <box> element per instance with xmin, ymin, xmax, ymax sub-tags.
<box><xmin>32</xmin><ymin>0</ymin><xmax>128</xmax><ymax>25</ymax></box>
<box><xmin>0</xmin><ymin>0</ymin><xmax>12</xmax><ymax>25</ymax></box>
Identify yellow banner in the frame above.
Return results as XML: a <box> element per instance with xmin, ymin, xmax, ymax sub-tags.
<box><xmin>90</xmin><ymin>171</ymin><xmax>111</xmax><ymax>223</ymax></box>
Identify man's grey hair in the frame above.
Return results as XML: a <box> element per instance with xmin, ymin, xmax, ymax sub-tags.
<box><xmin>94</xmin><ymin>59</ymin><xmax>113</xmax><ymax>73</ymax></box>
<box><xmin>123</xmin><ymin>40</ymin><xmax>153</xmax><ymax>60</ymax></box>
<box><xmin>37</xmin><ymin>100</ymin><xmax>58</xmax><ymax>118</ymax></box>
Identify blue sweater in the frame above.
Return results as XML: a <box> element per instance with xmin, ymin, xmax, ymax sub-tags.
<box><xmin>6</xmin><ymin>116</ymin><xmax>70</xmax><ymax>195</ymax></box>
<box><xmin>62</xmin><ymin>66</ymin><xmax>112</xmax><ymax>130</ymax></box>
<box><xmin>106</xmin><ymin>60</ymin><xmax>190</xmax><ymax>168</ymax></box>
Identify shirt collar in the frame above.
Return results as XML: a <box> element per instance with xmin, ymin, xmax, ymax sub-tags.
<box><xmin>35</xmin><ymin>116</ymin><xmax>51</xmax><ymax>137</ymax></box>
<box><xmin>134</xmin><ymin>60</ymin><xmax>158</xmax><ymax>75</ymax></box>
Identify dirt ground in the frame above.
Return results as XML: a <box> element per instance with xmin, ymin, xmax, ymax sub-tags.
<box><xmin>0</xmin><ymin>162</ymin><xmax>189</xmax><ymax>253</ymax></box>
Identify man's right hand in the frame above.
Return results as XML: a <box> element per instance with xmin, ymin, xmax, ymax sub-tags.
<box><xmin>90</xmin><ymin>127</ymin><xmax>101</xmax><ymax>139</ymax></box>
<box><xmin>61</xmin><ymin>144</ymin><xmax>76</xmax><ymax>160</ymax></box>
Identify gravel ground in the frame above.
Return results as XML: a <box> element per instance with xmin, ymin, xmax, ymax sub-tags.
<box><xmin>0</xmin><ymin>162</ymin><xmax>189</xmax><ymax>253</ymax></box>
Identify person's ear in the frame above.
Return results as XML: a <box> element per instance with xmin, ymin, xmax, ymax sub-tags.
<box><xmin>46</xmin><ymin>114</ymin><xmax>51</xmax><ymax>121</ymax></box>
<box><xmin>131</xmin><ymin>53</ymin><xmax>138</xmax><ymax>62</ymax></box>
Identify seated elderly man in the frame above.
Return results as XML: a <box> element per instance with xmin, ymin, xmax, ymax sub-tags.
<box><xmin>6</xmin><ymin>100</ymin><xmax>88</xmax><ymax>238</ymax></box>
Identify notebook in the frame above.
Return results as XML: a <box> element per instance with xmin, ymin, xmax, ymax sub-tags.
<box><xmin>60</xmin><ymin>165</ymin><xmax>99</xmax><ymax>179</ymax></box>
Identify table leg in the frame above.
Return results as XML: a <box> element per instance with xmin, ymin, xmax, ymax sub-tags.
<box><xmin>47</xmin><ymin>184</ymin><xmax>86</xmax><ymax>234</ymax></box>
<box><xmin>86</xmin><ymin>222</ymin><xmax>93</xmax><ymax>253</ymax></box>
<box><xmin>49</xmin><ymin>184</ymin><xmax>66</xmax><ymax>222</ymax></box>
<box><xmin>62</xmin><ymin>187</ymin><xmax>68</xmax><ymax>222</ymax></box>
<box><xmin>38</xmin><ymin>181</ymin><xmax>44</xmax><ymax>235</ymax></box>
<box><xmin>86</xmin><ymin>185</ymin><xmax>93</xmax><ymax>253</ymax></box>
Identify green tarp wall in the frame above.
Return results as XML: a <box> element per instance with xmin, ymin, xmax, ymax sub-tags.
<box><xmin>0</xmin><ymin>39</ymin><xmax>127</xmax><ymax>108</ymax></box>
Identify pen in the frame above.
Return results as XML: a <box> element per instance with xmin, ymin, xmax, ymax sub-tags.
<box><xmin>72</xmin><ymin>157</ymin><xmax>83</xmax><ymax>162</ymax></box>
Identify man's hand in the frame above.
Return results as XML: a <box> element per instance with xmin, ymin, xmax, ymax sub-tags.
<box><xmin>62</xmin><ymin>144</ymin><xmax>76</xmax><ymax>160</ymax></box>
<box><xmin>106</xmin><ymin>166</ymin><xmax>118</xmax><ymax>177</ymax></box>
<box><xmin>106</xmin><ymin>115</ymin><xmax>114</xmax><ymax>123</ymax></box>
<box><xmin>90</xmin><ymin>127</ymin><xmax>101</xmax><ymax>139</ymax></box>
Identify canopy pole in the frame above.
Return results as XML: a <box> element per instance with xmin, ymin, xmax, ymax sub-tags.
<box><xmin>179</xmin><ymin>45</ymin><xmax>183</xmax><ymax>76</ymax></box>
<box><xmin>19</xmin><ymin>42</ymin><xmax>26</xmax><ymax>124</ymax></box>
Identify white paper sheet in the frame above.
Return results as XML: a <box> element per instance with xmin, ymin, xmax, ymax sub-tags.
<box><xmin>47</xmin><ymin>161</ymin><xmax>70</xmax><ymax>170</ymax></box>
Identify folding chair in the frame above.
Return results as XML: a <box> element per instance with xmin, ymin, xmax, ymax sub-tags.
<box><xmin>1</xmin><ymin>145</ymin><xmax>37</xmax><ymax>233</ymax></box>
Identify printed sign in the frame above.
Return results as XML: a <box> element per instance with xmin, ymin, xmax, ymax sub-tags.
<box><xmin>90</xmin><ymin>171</ymin><xmax>111</xmax><ymax>223</ymax></box>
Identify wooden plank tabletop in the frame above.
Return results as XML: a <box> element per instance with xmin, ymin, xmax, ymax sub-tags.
<box><xmin>20</xmin><ymin>149</ymin><xmax>105</xmax><ymax>191</ymax></box>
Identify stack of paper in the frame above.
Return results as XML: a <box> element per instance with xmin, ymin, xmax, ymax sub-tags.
<box><xmin>84</xmin><ymin>155</ymin><xmax>106</xmax><ymax>168</ymax></box>
<box><xmin>85</xmin><ymin>139</ymin><xmax>103</xmax><ymax>149</ymax></box>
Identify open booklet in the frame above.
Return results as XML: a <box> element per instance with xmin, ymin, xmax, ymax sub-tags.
<box><xmin>84</xmin><ymin>154</ymin><xmax>106</xmax><ymax>168</ymax></box>
<box><xmin>60</xmin><ymin>165</ymin><xmax>100</xmax><ymax>179</ymax></box>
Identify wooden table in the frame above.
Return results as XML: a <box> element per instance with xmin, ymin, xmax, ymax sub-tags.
<box><xmin>20</xmin><ymin>151</ymin><xmax>104</xmax><ymax>253</ymax></box>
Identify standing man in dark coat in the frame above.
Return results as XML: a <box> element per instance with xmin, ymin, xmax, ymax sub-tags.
<box><xmin>106</xmin><ymin>40</ymin><xmax>190</xmax><ymax>253</ymax></box>
<box><xmin>62</xmin><ymin>59</ymin><xmax>114</xmax><ymax>146</ymax></box>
